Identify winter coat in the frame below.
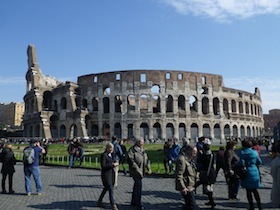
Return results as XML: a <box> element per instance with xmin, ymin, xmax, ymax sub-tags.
<box><xmin>175</xmin><ymin>153</ymin><xmax>197</xmax><ymax>192</ymax></box>
<box><xmin>127</xmin><ymin>144</ymin><xmax>150</xmax><ymax>179</ymax></box>
<box><xmin>200</xmin><ymin>150</ymin><xmax>216</xmax><ymax>184</ymax></box>
<box><xmin>169</xmin><ymin>144</ymin><xmax>181</xmax><ymax>161</ymax></box>
<box><xmin>224</xmin><ymin>148</ymin><xmax>240</xmax><ymax>172</ymax></box>
<box><xmin>238</xmin><ymin>148</ymin><xmax>262</xmax><ymax>189</ymax></box>
<box><xmin>1</xmin><ymin>148</ymin><xmax>16</xmax><ymax>174</ymax></box>
<box><xmin>271</xmin><ymin>154</ymin><xmax>280</xmax><ymax>206</ymax></box>
<box><xmin>100</xmin><ymin>151</ymin><xmax>116</xmax><ymax>187</ymax></box>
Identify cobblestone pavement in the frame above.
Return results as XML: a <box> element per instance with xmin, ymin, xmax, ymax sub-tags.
<box><xmin>0</xmin><ymin>149</ymin><xmax>279</xmax><ymax>210</ymax></box>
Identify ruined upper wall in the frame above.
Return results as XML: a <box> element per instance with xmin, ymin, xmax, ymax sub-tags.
<box><xmin>77</xmin><ymin>70</ymin><xmax>224</xmax><ymax>92</ymax></box>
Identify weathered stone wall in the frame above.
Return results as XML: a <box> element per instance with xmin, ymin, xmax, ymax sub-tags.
<box><xmin>22</xmin><ymin>45</ymin><xmax>264</xmax><ymax>143</ymax></box>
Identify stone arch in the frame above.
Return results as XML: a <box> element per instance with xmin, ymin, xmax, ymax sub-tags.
<box><xmin>35</xmin><ymin>124</ymin><xmax>40</xmax><ymax>137</ymax></box>
<box><xmin>233</xmin><ymin>125</ymin><xmax>238</xmax><ymax>138</ymax></box>
<box><xmin>43</xmin><ymin>91</ymin><xmax>52</xmax><ymax>110</ymax></box>
<box><xmin>102</xmin><ymin>123</ymin><xmax>110</xmax><ymax>139</ymax></box>
<box><xmin>166</xmin><ymin>95</ymin><xmax>173</xmax><ymax>113</ymax></box>
<box><xmin>104</xmin><ymin>87</ymin><xmax>110</xmax><ymax>95</ymax></box>
<box><xmin>231</xmin><ymin>100</ymin><xmax>236</xmax><ymax>113</ymax></box>
<box><xmin>61</xmin><ymin>97</ymin><xmax>67</xmax><ymax>110</ymax></box>
<box><xmin>214</xmin><ymin>124</ymin><xmax>221</xmax><ymax>140</ymax></box>
<box><xmin>103</xmin><ymin>97</ymin><xmax>110</xmax><ymax>113</ymax></box>
<box><xmin>140</xmin><ymin>123</ymin><xmax>149</xmax><ymax>140</ymax></box>
<box><xmin>203</xmin><ymin>123</ymin><xmax>210</xmax><ymax>138</ymax></box>
<box><xmin>54</xmin><ymin>100</ymin><xmax>58</xmax><ymax>112</ymax></box>
<box><xmin>202</xmin><ymin>97</ymin><xmax>209</xmax><ymax>114</ymax></box>
<box><xmin>191</xmin><ymin>123</ymin><xmax>198</xmax><ymax>140</ymax></box>
<box><xmin>213</xmin><ymin>97</ymin><xmax>220</xmax><ymax>115</ymax></box>
<box><xmin>247</xmin><ymin>126</ymin><xmax>251</xmax><ymax>137</ymax></box>
<box><xmin>152</xmin><ymin>95</ymin><xmax>160</xmax><ymax>113</ymax></box>
<box><xmin>60</xmin><ymin>125</ymin><xmax>66</xmax><ymax>138</ymax></box>
<box><xmin>82</xmin><ymin>98</ymin><xmax>88</xmax><ymax>109</ymax></box>
<box><xmin>245</xmin><ymin>102</ymin><xmax>249</xmax><ymax>114</ymax></box>
<box><xmin>114</xmin><ymin>123</ymin><xmax>122</xmax><ymax>138</ymax></box>
<box><xmin>223</xmin><ymin>98</ymin><xmax>229</xmax><ymax>114</ymax></box>
<box><xmin>224</xmin><ymin>124</ymin><xmax>230</xmax><ymax>139</ymax></box>
<box><xmin>239</xmin><ymin>101</ymin><xmax>243</xmax><ymax>114</ymax></box>
<box><xmin>240</xmin><ymin>125</ymin><xmax>245</xmax><ymax>139</ymax></box>
<box><xmin>85</xmin><ymin>115</ymin><xmax>91</xmax><ymax>136</ymax></box>
<box><xmin>179</xmin><ymin>123</ymin><xmax>186</xmax><ymax>141</ymax></box>
<box><xmin>166</xmin><ymin>123</ymin><xmax>174</xmax><ymax>139</ymax></box>
<box><xmin>127</xmin><ymin>124</ymin><xmax>134</xmax><ymax>139</ymax></box>
<box><xmin>115</xmin><ymin>95</ymin><xmax>122</xmax><ymax>113</ymax></box>
<box><xmin>50</xmin><ymin>114</ymin><xmax>59</xmax><ymax>138</ymax></box>
<box><xmin>189</xmin><ymin>96</ymin><xmax>198</xmax><ymax>112</ymax></box>
<box><xmin>151</xmin><ymin>84</ymin><xmax>160</xmax><ymax>94</ymax></box>
<box><xmin>178</xmin><ymin>95</ymin><xmax>186</xmax><ymax>111</ymax></box>
<box><xmin>140</xmin><ymin>94</ymin><xmax>148</xmax><ymax>111</ymax></box>
<box><xmin>92</xmin><ymin>97</ymin><xmax>98</xmax><ymax>111</ymax></box>
<box><xmin>153</xmin><ymin>122</ymin><xmax>162</xmax><ymax>140</ymax></box>
<box><xmin>91</xmin><ymin>124</ymin><xmax>98</xmax><ymax>136</ymax></box>
<box><xmin>127</xmin><ymin>95</ymin><xmax>135</xmax><ymax>111</ymax></box>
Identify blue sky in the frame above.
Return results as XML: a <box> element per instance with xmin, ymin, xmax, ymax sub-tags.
<box><xmin>1</xmin><ymin>0</ymin><xmax>280</xmax><ymax>114</ymax></box>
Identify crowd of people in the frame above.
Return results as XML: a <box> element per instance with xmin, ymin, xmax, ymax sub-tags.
<box><xmin>0</xmin><ymin>136</ymin><xmax>279</xmax><ymax>210</ymax></box>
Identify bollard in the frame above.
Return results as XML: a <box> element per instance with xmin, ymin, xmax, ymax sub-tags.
<box><xmin>95</xmin><ymin>157</ymin><xmax>98</xmax><ymax>167</ymax></box>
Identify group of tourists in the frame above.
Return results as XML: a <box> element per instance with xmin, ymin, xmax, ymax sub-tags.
<box><xmin>67</xmin><ymin>138</ymin><xmax>85</xmax><ymax>168</ymax></box>
<box><xmin>0</xmin><ymin>136</ymin><xmax>280</xmax><ymax>210</ymax></box>
<box><xmin>97</xmin><ymin>136</ymin><xmax>151</xmax><ymax>210</ymax></box>
<box><xmin>0</xmin><ymin>139</ymin><xmax>45</xmax><ymax>196</ymax></box>
<box><xmin>175</xmin><ymin>136</ymin><xmax>280</xmax><ymax>210</ymax></box>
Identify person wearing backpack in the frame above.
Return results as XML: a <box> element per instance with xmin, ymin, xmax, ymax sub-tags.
<box><xmin>23</xmin><ymin>139</ymin><xmax>45</xmax><ymax>196</ymax></box>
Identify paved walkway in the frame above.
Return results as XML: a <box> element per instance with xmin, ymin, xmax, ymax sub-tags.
<box><xmin>0</xmin><ymin>149</ymin><xmax>279</xmax><ymax>210</ymax></box>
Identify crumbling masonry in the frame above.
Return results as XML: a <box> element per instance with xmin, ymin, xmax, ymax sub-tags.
<box><xmin>23</xmin><ymin>45</ymin><xmax>264</xmax><ymax>143</ymax></box>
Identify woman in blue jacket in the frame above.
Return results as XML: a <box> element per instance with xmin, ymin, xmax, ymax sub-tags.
<box><xmin>238</xmin><ymin>139</ymin><xmax>262</xmax><ymax>210</ymax></box>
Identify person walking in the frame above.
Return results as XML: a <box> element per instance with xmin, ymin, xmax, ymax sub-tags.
<box><xmin>238</xmin><ymin>140</ymin><xmax>262</xmax><ymax>210</ymax></box>
<box><xmin>111</xmin><ymin>136</ymin><xmax>123</xmax><ymax>187</ymax></box>
<box><xmin>127</xmin><ymin>137</ymin><xmax>152</xmax><ymax>210</ymax></box>
<box><xmin>215</xmin><ymin>146</ymin><xmax>226</xmax><ymax>177</ymax></box>
<box><xmin>76</xmin><ymin>138</ymin><xmax>84</xmax><ymax>166</ymax></box>
<box><xmin>224</xmin><ymin>140</ymin><xmax>240</xmax><ymax>200</ymax></box>
<box><xmin>163</xmin><ymin>141</ymin><xmax>171</xmax><ymax>174</ymax></box>
<box><xmin>270</xmin><ymin>143</ymin><xmax>280</xmax><ymax>208</ymax></box>
<box><xmin>97</xmin><ymin>143</ymin><xmax>119</xmax><ymax>210</ymax></box>
<box><xmin>23</xmin><ymin>139</ymin><xmax>46</xmax><ymax>196</ymax></box>
<box><xmin>175</xmin><ymin>144</ymin><xmax>198</xmax><ymax>210</ymax></box>
<box><xmin>199</xmin><ymin>143</ymin><xmax>216</xmax><ymax>209</ymax></box>
<box><xmin>1</xmin><ymin>144</ymin><xmax>16</xmax><ymax>194</ymax></box>
<box><xmin>119</xmin><ymin>139</ymin><xmax>127</xmax><ymax>175</ymax></box>
<box><xmin>168</xmin><ymin>138</ymin><xmax>181</xmax><ymax>174</ymax></box>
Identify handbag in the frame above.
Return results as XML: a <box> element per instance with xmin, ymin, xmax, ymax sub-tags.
<box><xmin>235</xmin><ymin>164</ymin><xmax>247</xmax><ymax>180</ymax></box>
<box><xmin>199</xmin><ymin>154</ymin><xmax>213</xmax><ymax>184</ymax></box>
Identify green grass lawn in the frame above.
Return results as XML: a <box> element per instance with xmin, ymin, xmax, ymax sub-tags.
<box><xmin>12</xmin><ymin>142</ymin><xmax>227</xmax><ymax>174</ymax></box>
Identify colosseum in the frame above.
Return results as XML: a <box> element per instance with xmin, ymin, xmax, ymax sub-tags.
<box><xmin>23</xmin><ymin>44</ymin><xmax>264</xmax><ymax>143</ymax></box>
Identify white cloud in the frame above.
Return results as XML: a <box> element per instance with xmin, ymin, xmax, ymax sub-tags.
<box><xmin>0</xmin><ymin>76</ymin><xmax>25</xmax><ymax>85</ymax></box>
<box><xmin>224</xmin><ymin>77</ymin><xmax>280</xmax><ymax>114</ymax></box>
<box><xmin>160</xmin><ymin>0</ymin><xmax>280</xmax><ymax>21</ymax></box>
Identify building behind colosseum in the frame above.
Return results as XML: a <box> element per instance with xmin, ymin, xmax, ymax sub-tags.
<box><xmin>22</xmin><ymin>44</ymin><xmax>264</xmax><ymax>143</ymax></box>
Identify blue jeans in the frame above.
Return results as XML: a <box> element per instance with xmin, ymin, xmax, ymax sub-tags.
<box><xmin>132</xmin><ymin>177</ymin><xmax>142</xmax><ymax>206</ymax></box>
<box><xmin>24</xmin><ymin>166</ymin><xmax>42</xmax><ymax>193</ymax></box>
<box><xmin>181</xmin><ymin>191</ymin><xmax>197</xmax><ymax>210</ymax></box>
<box><xmin>69</xmin><ymin>154</ymin><xmax>76</xmax><ymax>167</ymax></box>
<box><xmin>98</xmin><ymin>184</ymin><xmax>115</xmax><ymax>205</ymax></box>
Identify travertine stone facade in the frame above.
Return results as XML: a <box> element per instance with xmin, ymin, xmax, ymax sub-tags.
<box><xmin>23</xmin><ymin>45</ymin><xmax>264</xmax><ymax>143</ymax></box>
<box><xmin>0</xmin><ymin>102</ymin><xmax>24</xmax><ymax>128</ymax></box>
